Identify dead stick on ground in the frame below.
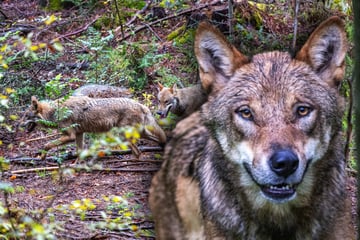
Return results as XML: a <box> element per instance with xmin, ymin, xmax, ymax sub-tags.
<box><xmin>126</xmin><ymin>0</ymin><xmax>152</xmax><ymax>26</ymax></box>
<box><xmin>10</xmin><ymin>166</ymin><xmax>61</xmax><ymax>174</ymax></box>
<box><xmin>8</xmin><ymin>146</ymin><xmax>163</xmax><ymax>163</ymax></box>
<box><xmin>116</xmin><ymin>0</ymin><xmax>221</xmax><ymax>42</ymax></box>
<box><xmin>24</xmin><ymin>133</ymin><xmax>60</xmax><ymax>143</ymax></box>
<box><xmin>10</xmin><ymin>165</ymin><xmax>159</xmax><ymax>175</ymax></box>
<box><xmin>57</xmin><ymin>15</ymin><xmax>101</xmax><ymax>40</ymax></box>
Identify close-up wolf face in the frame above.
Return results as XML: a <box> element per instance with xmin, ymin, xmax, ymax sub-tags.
<box><xmin>202</xmin><ymin>51</ymin><xmax>343</xmax><ymax>206</ymax></box>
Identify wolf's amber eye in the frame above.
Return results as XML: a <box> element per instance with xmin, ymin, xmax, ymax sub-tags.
<box><xmin>297</xmin><ymin>106</ymin><xmax>312</xmax><ymax>117</ymax></box>
<box><xmin>236</xmin><ymin>107</ymin><xmax>253</xmax><ymax>121</ymax></box>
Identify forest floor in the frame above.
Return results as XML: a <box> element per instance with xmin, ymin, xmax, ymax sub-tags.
<box><xmin>0</xmin><ymin>0</ymin><xmax>357</xmax><ymax>239</ymax></box>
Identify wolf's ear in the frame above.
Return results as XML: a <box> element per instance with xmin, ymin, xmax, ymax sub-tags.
<box><xmin>31</xmin><ymin>96</ymin><xmax>40</xmax><ymax>111</ymax></box>
<box><xmin>296</xmin><ymin>16</ymin><xmax>347</xmax><ymax>88</ymax></box>
<box><xmin>194</xmin><ymin>22</ymin><xmax>249</xmax><ymax>94</ymax></box>
<box><xmin>172</xmin><ymin>84</ymin><xmax>177</xmax><ymax>93</ymax></box>
<box><xmin>157</xmin><ymin>82</ymin><xmax>164</xmax><ymax>91</ymax></box>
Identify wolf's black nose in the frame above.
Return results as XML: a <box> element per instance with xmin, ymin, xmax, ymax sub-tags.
<box><xmin>156</xmin><ymin>110</ymin><xmax>162</xmax><ymax>116</ymax></box>
<box><xmin>269</xmin><ymin>150</ymin><xmax>299</xmax><ymax>177</ymax></box>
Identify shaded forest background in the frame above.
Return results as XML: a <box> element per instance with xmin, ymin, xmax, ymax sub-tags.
<box><xmin>0</xmin><ymin>0</ymin><xmax>356</xmax><ymax>239</ymax></box>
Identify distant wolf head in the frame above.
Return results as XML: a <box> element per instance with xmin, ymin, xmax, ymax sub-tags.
<box><xmin>195</xmin><ymin>17</ymin><xmax>347</xmax><ymax>205</ymax></box>
<box><xmin>156</xmin><ymin>83</ymin><xmax>178</xmax><ymax>118</ymax></box>
<box><xmin>19</xmin><ymin>96</ymin><xmax>49</xmax><ymax>132</ymax></box>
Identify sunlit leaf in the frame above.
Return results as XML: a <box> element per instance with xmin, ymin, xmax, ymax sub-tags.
<box><xmin>52</xmin><ymin>41</ymin><xmax>64</xmax><ymax>52</ymax></box>
<box><xmin>45</xmin><ymin>14</ymin><xmax>57</xmax><ymax>25</ymax></box>
<box><xmin>5</xmin><ymin>88</ymin><xmax>15</xmax><ymax>94</ymax></box>
<box><xmin>0</xmin><ymin>44</ymin><xmax>7</xmax><ymax>52</ymax></box>
<box><xmin>9</xmin><ymin>115</ymin><xmax>18</xmax><ymax>120</ymax></box>
<box><xmin>30</xmin><ymin>45</ymin><xmax>39</xmax><ymax>51</ymax></box>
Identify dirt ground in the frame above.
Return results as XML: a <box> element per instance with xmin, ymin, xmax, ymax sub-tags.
<box><xmin>2</xmin><ymin>127</ymin><xmax>162</xmax><ymax>239</ymax></box>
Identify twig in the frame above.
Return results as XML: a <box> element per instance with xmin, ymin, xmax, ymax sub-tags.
<box><xmin>57</xmin><ymin>15</ymin><xmax>101</xmax><ymax>40</ymax></box>
<box><xmin>126</xmin><ymin>0</ymin><xmax>152</xmax><ymax>26</ymax></box>
<box><xmin>116</xmin><ymin>0</ymin><xmax>221</xmax><ymax>42</ymax></box>
<box><xmin>143</xmin><ymin>23</ymin><xmax>163</xmax><ymax>41</ymax></box>
<box><xmin>24</xmin><ymin>133</ymin><xmax>60</xmax><ymax>143</ymax></box>
<box><xmin>292</xmin><ymin>0</ymin><xmax>300</xmax><ymax>52</ymax></box>
<box><xmin>10</xmin><ymin>165</ymin><xmax>159</xmax><ymax>175</ymax></box>
<box><xmin>344</xmin><ymin>73</ymin><xmax>354</xmax><ymax>165</ymax></box>
<box><xmin>111</xmin><ymin>146</ymin><xmax>163</xmax><ymax>154</ymax></box>
<box><xmin>8</xmin><ymin>146</ymin><xmax>163</xmax><ymax>163</ymax></box>
<box><xmin>228</xmin><ymin>0</ymin><xmax>233</xmax><ymax>42</ymax></box>
<box><xmin>11</xmin><ymin>166</ymin><xmax>61</xmax><ymax>174</ymax></box>
<box><xmin>0</xmin><ymin>8</ymin><xmax>8</xmax><ymax>19</ymax></box>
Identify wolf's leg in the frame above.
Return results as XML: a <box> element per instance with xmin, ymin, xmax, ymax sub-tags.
<box><xmin>41</xmin><ymin>134</ymin><xmax>75</xmax><ymax>160</ymax></box>
<box><xmin>73</xmin><ymin>133</ymin><xmax>84</xmax><ymax>164</ymax></box>
<box><xmin>128</xmin><ymin>143</ymin><xmax>141</xmax><ymax>159</ymax></box>
<box><xmin>75</xmin><ymin>133</ymin><xmax>84</xmax><ymax>153</ymax></box>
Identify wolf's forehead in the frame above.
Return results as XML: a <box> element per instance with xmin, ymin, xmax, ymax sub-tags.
<box><xmin>229</xmin><ymin>52</ymin><xmax>320</xmax><ymax>94</ymax></box>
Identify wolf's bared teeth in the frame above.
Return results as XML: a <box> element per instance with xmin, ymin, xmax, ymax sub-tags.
<box><xmin>269</xmin><ymin>184</ymin><xmax>292</xmax><ymax>190</ymax></box>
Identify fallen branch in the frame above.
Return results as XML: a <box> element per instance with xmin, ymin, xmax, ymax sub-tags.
<box><xmin>126</xmin><ymin>0</ymin><xmax>152</xmax><ymax>26</ymax></box>
<box><xmin>116</xmin><ymin>0</ymin><xmax>221</xmax><ymax>42</ymax></box>
<box><xmin>111</xmin><ymin>146</ymin><xmax>163</xmax><ymax>155</ymax></box>
<box><xmin>9</xmin><ymin>165</ymin><xmax>159</xmax><ymax>175</ymax></box>
<box><xmin>10</xmin><ymin>166</ymin><xmax>61</xmax><ymax>174</ymax></box>
<box><xmin>24</xmin><ymin>133</ymin><xmax>60</xmax><ymax>143</ymax></box>
<box><xmin>57</xmin><ymin>15</ymin><xmax>101</xmax><ymax>40</ymax></box>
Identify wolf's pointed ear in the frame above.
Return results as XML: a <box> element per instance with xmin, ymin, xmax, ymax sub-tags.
<box><xmin>195</xmin><ymin>22</ymin><xmax>249</xmax><ymax>94</ymax></box>
<box><xmin>157</xmin><ymin>82</ymin><xmax>164</xmax><ymax>91</ymax></box>
<box><xmin>172</xmin><ymin>83</ymin><xmax>177</xmax><ymax>93</ymax></box>
<box><xmin>31</xmin><ymin>96</ymin><xmax>40</xmax><ymax>111</ymax></box>
<box><xmin>296</xmin><ymin>16</ymin><xmax>347</xmax><ymax>88</ymax></box>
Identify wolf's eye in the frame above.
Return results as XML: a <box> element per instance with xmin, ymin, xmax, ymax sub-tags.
<box><xmin>296</xmin><ymin>106</ymin><xmax>312</xmax><ymax>117</ymax></box>
<box><xmin>236</xmin><ymin>107</ymin><xmax>253</xmax><ymax>121</ymax></box>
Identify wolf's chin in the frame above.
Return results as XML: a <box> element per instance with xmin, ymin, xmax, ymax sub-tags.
<box><xmin>243</xmin><ymin>163</ymin><xmax>298</xmax><ymax>203</ymax></box>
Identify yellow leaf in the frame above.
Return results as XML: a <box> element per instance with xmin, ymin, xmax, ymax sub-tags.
<box><xmin>30</xmin><ymin>45</ymin><xmax>39</xmax><ymax>51</ymax></box>
<box><xmin>112</xmin><ymin>196</ymin><xmax>122</xmax><ymax>203</ymax></box>
<box><xmin>10</xmin><ymin>115</ymin><xmax>18</xmax><ymax>120</ymax></box>
<box><xmin>2</xmin><ymin>63</ymin><xmax>8</xmax><ymax>69</ymax></box>
<box><xmin>52</xmin><ymin>41</ymin><xmax>64</xmax><ymax>52</ymax></box>
<box><xmin>130</xmin><ymin>225</ymin><xmax>138</xmax><ymax>231</ymax></box>
<box><xmin>5</xmin><ymin>88</ymin><xmax>15</xmax><ymax>94</ymax></box>
<box><xmin>32</xmin><ymin>223</ymin><xmax>45</xmax><ymax>234</ymax></box>
<box><xmin>38</xmin><ymin>43</ymin><xmax>47</xmax><ymax>48</ymax></box>
<box><xmin>0</xmin><ymin>44</ymin><xmax>7</xmax><ymax>52</ymax></box>
<box><xmin>45</xmin><ymin>14</ymin><xmax>57</xmax><ymax>25</ymax></box>
<box><xmin>124</xmin><ymin>211</ymin><xmax>132</xmax><ymax>217</ymax></box>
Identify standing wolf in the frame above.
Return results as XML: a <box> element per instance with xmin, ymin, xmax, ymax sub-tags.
<box><xmin>156</xmin><ymin>83</ymin><xmax>207</xmax><ymax>119</ymax></box>
<box><xmin>149</xmin><ymin>17</ymin><xmax>355</xmax><ymax>239</ymax></box>
<box><xmin>21</xmin><ymin>96</ymin><xmax>166</xmax><ymax>160</ymax></box>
